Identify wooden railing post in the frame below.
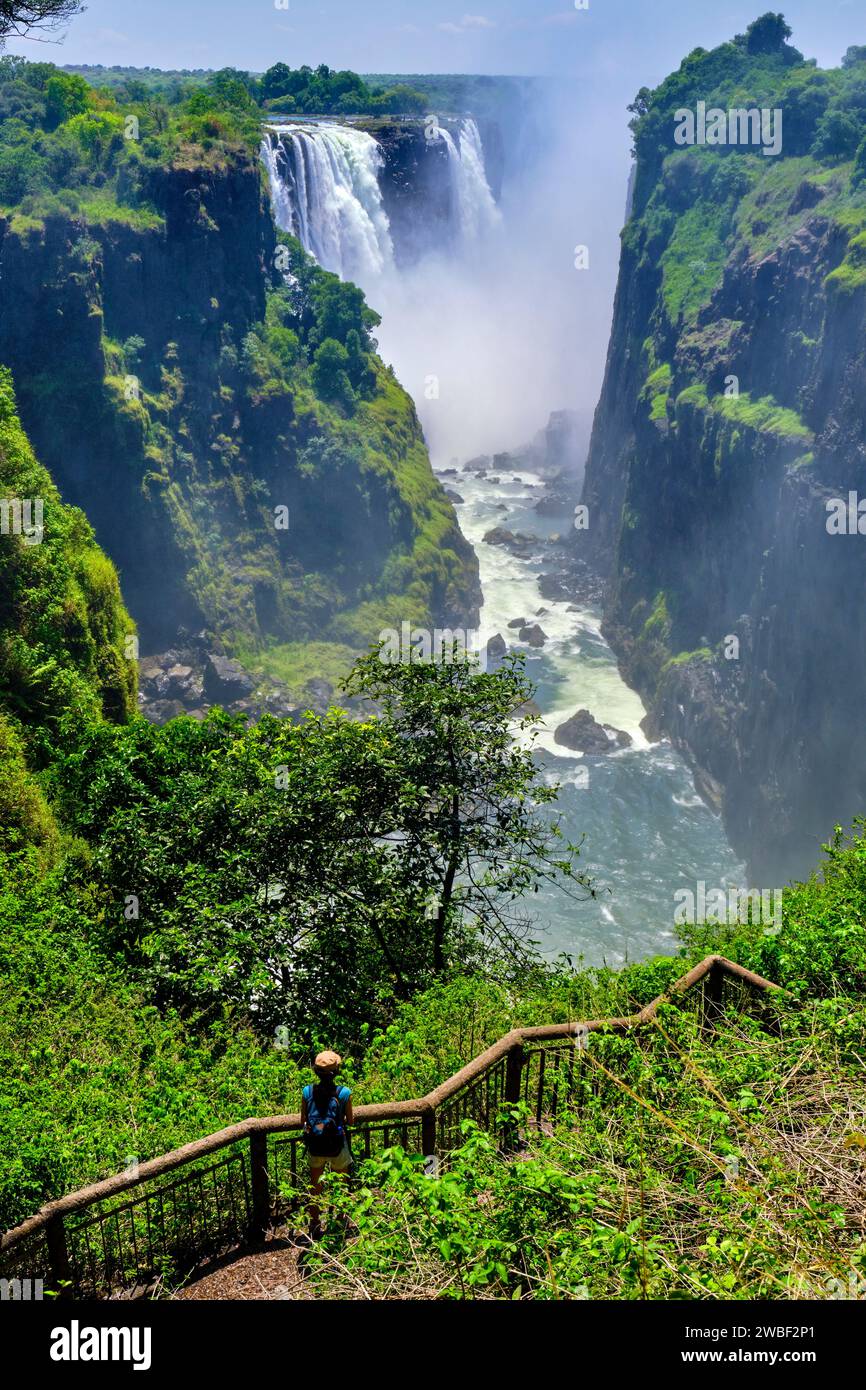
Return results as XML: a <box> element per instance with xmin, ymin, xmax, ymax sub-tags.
<box><xmin>703</xmin><ymin>959</ymin><xmax>724</xmax><ymax>1028</ymax></box>
<box><xmin>421</xmin><ymin>1106</ymin><xmax>437</xmax><ymax>1175</ymax></box>
<box><xmin>248</xmin><ymin>1131</ymin><xmax>270</xmax><ymax>1241</ymax></box>
<box><xmin>45</xmin><ymin>1214</ymin><xmax>73</xmax><ymax>1299</ymax></box>
<box><xmin>502</xmin><ymin>1042</ymin><xmax>524</xmax><ymax>1152</ymax></box>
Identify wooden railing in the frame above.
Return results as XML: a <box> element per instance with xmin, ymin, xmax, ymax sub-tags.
<box><xmin>0</xmin><ymin>954</ymin><xmax>781</xmax><ymax>1298</ymax></box>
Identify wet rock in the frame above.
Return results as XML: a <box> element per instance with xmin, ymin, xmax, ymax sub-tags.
<box><xmin>483</xmin><ymin>527</ymin><xmax>539</xmax><ymax>554</ymax></box>
<box><xmin>486</xmin><ymin>633</ymin><xmax>507</xmax><ymax>664</ymax></box>
<box><xmin>203</xmin><ymin>653</ymin><xmax>255</xmax><ymax>704</ymax></box>
<box><xmin>518</xmin><ymin>623</ymin><xmax>547</xmax><ymax>648</ymax></box>
<box><xmin>144</xmin><ymin>698</ymin><xmax>187</xmax><ymax>726</ymax></box>
<box><xmin>534</xmin><ymin>495</ymin><xmax>571</xmax><ymax>517</ymax></box>
<box><xmin>304</xmin><ymin>678</ymin><xmax>334</xmax><ymax>711</ymax></box>
<box><xmin>507</xmin><ymin>617</ymin><xmax>526</xmax><ymax>629</ymax></box>
<box><xmin>445</xmin><ymin>488</ymin><xmax>464</xmax><ymax>504</ymax></box>
<box><xmin>554</xmin><ymin>709</ymin><xmax>631</xmax><ymax>753</ymax></box>
<box><xmin>463</xmin><ymin>454</ymin><xmax>490</xmax><ymax>473</ymax></box>
<box><xmin>538</xmin><ymin>572</ymin><xmax>572</xmax><ymax>601</ymax></box>
<box><xmin>483</xmin><ymin>526</ymin><xmax>516</xmax><ymax>547</ymax></box>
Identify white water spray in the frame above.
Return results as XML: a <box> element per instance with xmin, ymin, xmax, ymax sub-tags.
<box><xmin>438</xmin><ymin>118</ymin><xmax>502</xmax><ymax>244</ymax></box>
<box><xmin>263</xmin><ymin>123</ymin><xmax>395</xmax><ymax>283</ymax></box>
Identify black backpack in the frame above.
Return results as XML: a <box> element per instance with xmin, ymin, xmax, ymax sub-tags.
<box><xmin>302</xmin><ymin>1083</ymin><xmax>350</xmax><ymax>1157</ymax></box>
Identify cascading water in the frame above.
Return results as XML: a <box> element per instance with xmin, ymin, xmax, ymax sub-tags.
<box><xmin>262</xmin><ymin>123</ymin><xmax>395</xmax><ymax>283</ymax></box>
<box><xmin>438</xmin><ymin>118</ymin><xmax>502</xmax><ymax>244</ymax></box>
<box><xmin>262</xmin><ymin>116</ymin><xmax>500</xmax><ymax>286</ymax></box>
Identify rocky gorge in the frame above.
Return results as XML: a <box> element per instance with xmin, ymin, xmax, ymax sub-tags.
<box><xmin>577</xmin><ymin>27</ymin><xmax>866</xmax><ymax>882</ymax></box>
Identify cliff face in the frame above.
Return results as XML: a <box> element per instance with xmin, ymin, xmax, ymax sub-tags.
<box><xmin>0</xmin><ymin>149</ymin><xmax>479</xmax><ymax>656</ymax></box>
<box><xmin>0</xmin><ymin>366</ymin><xmax>135</xmax><ymax>855</ymax></box>
<box><xmin>580</xmin><ymin>32</ymin><xmax>866</xmax><ymax>883</ymax></box>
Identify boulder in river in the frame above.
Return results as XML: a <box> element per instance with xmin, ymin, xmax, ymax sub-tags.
<box><xmin>554</xmin><ymin>709</ymin><xmax>633</xmax><ymax>753</ymax></box>
<box><xmin>518</xmin><ymin>623</ymin><xmax>547</xmax><ymax>648</ymax></box>
<box><xmin>483</xmin><ymin>526</ymin><xmax>515</xmax><ymax>547</ymax></box>
<box><xmin>507</xmin><ymin>617</ymin><xmax>526</xmax><ymax>629</ymax></box>
<box><xmin>486</xmin><ymin>633</ymin><xmax>507</xmax><ymax>664</ymax></box>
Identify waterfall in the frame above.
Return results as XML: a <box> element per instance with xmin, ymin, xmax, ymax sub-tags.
<box><xmin>262</xmin><ymin>116</ymin><xmax>500</xmax><ymax>287</ymax></box>
<box><xmin>262</xmin><ymin>123</ymin><xmax>395</xmax><ymax>283</ymax></box>
<box><xmin>438</xmin><ymin>118</ymin><xmax>502</xmax><ymax>244</ymax></box>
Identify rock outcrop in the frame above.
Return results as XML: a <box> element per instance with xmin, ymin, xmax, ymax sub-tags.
<box><xmin>554</xmin><ymin>709</ymin><xmax>632</xmax><ymax>754</ymax></box>
<box><xmin>577</xmin><ymin>29</ymin><xmax>866</xmax><ymax>881</ymax></box>
<box><xmin>0</xmin><ymin>149</ymin><xmax>479</xmax><ymax>662</ymax></box>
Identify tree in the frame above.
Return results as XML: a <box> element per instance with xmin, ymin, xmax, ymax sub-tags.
<box><xmin>344</xmin><ymin>327</ymin><xmax>376</xmax><ymax>397</ymax></box>
<box><xmin>744</xmin><ymin>12</ymin><xmax>792</xmax><ymax>55</ymax></box>
<box><xmin>812</xmin><ymin>107</ymin><xmax>863</xmax><ymax>162</ymax></box>
<box><xmin>343</xmin><ymin>650</ymin><xmax>593</xmax><ymax>976</ymax></box>
<box><xmin>312</xmin><ymin>337</ymin><xmax>355</xmax><ymax>411</ymax></box>
<box><xmin>0</xmin><ymin>2</ymin><xmax>84</xmax><ymax>44</ymax></box>
<box><xmin>53</xmin><ymin>652</ymin><xmax>591</xmax><ymax>1043</ymax></box>
<box><xmin>43</xmin><ymin>70</ymin><xmax>89</xmax><ymax>129</ymax></box>
<box><xmin>309</xmin><ymin>276</ymin><xmax>380</xmax><ymax>350</ymax></box>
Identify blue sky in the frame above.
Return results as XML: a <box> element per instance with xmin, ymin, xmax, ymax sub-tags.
<box><xmin>5</xmin><ymin>0</ymin><xmax>864</xmax><ymax>90</ymax></box>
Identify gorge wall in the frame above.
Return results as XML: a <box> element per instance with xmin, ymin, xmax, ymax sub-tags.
<box><xmin>0</xmin><ymin>144</ymin><xmax>479</xmax><ymax>662</ymax></box>
<box><xmin>580</xmin><ymin>27</ymin><xmax>866</xmax><ymax>884</ymax></box>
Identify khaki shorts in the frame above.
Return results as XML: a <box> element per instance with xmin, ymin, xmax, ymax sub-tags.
<box><xmin>309</xmin><ymin>1142</ymin><xmax>352</xmax><ymax>1174</ymax></box>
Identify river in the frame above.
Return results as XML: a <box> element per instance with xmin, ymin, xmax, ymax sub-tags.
<box><xmin>262</xmin><ymin>114</ymin><xmax>745</xmax><ymax>966</ymax></box>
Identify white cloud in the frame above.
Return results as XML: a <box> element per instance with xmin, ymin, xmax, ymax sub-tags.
<box><xmin>438</xmin><ymin>13</ymin><xmax>497</xmax><ymax>35</ymax></box>
<box><xmin>91</xmin><ymin>28</ymin><xmax>131</xmax><ymax>45</ymax></box>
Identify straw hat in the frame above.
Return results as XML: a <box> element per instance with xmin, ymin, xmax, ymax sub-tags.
<box><xmin>314</xmin><ymin>1050</ymin><xmax>342</xmax><ymax>1072</ymax></box>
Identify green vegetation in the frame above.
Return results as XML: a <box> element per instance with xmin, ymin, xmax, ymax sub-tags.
<box><xmin>675</xmin><ymin>382</ymin><xmax>710</xmax><ymax>409</ymax></box>
<box><xmin>826</xmin><ymin>228</ymin><xmax>866</xmax><ymax>294</ymax></box>
<box><xmin>627</xmin><ymin>16</ymin><xmax>866</xmax><ymax>334</ymax></box>
<box><xmin>712</xmin><ymin>389</ymin><xmax>812</xmax><ymax>438</ymax></box>
<box><xmin>0</xmin><ymin>636</ymin><xmax>593</xmax><ymax>1230</ymax></box>
<box><xmin>641</xmin><ymin>362</ymin><xmax>672</xmax><ymax>420</ymax></box>
<box><xmin>270</xmin><ymin>825</ymin><xmax>866</xmax><ymax>1299</ymax></box>
<box><xmin>259</xmin><ymin>64</ymin><xmax>425</xmax><ymax>115</ymax></box>
<box><xmin>51</xmin><ymin>60</ymin><xmax>427</xmax><ymax>119</ymax></box>
<box><xmin>1</xmin><ymin>369</ymin><xmax>865</xmax><ymax>1299</ymax></box>
<box><xmin>62</xmin><ymin>65</ymin><xmax>528</xmax><ymax>122</ymax></box>
<box><xmin>0</xmin><ymin>368</ymin><xmax>136</xmax><ymax>750</ymax></box>
<box><xmin>0</xmin><ymin>56</ymin><xmax>477</xmax><ymax>666</ymax></box>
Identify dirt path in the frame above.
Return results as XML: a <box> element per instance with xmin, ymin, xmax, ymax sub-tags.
<box><xmin>173</xmin><ymin>1228</ymin><xmax>317</xmax><ymax>1300</ymax></box>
